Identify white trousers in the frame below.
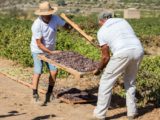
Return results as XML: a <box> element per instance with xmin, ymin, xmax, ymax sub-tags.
<box><xmin>94</xmin><ymin>49</ymin><xmax>144</xmax><ymax>119</ymax></box>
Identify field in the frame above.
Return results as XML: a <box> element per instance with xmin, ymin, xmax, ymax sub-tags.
<box><xmin>0</xmin><ymin>6</ymin><xmax>160</xmax><ymax>119</ymax></box>
<box><xmin>0</xmin><ymin>72</ymin><xmax>159</xmax><ymax>120</ymax></box>
<box><xmin>0</xmin><ymin>13</ymin><xmax>160</xmax><ymax>106</ymax></box>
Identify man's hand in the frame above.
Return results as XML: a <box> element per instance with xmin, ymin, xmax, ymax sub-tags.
<box><xmin>63</xmin><ymin>23</ymin><xmax>72</xmax><ymax>30</ymax></box>
<box><xmin>93</xmin><ymin>69</ymin><xmax>101</xmax><ymax>76</ymax></box>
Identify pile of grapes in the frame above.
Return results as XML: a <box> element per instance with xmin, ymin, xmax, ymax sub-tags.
<box><xmin>47</xmin><ymin>51</ymin><xmax>99</xmax><ymax>72</ymax></box>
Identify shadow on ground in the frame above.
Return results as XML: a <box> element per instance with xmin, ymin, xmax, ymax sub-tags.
<box><xmin>0</xmin><ymin>110</ymin><xmax>26</xmax><ymax>118</ymax></box>
<box><xmin>86</xmin><ymin>86</ymin><xmax>126</xmax><ymax>108</ymax></box>
<box><xmin>107</xmin><ymin>104</ymin><xmax>155</xmax><ymax>119</ymax></box>
<box><xmin>32</xmin><ymin>114</ymin><xmax>56</xmax><ymax>120</ymax></box>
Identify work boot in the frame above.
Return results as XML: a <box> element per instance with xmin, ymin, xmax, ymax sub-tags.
<box><xmin>33</xmin><ymin>94</ymin><xmax>39</xmax><ymax>101</ymax></box>
<box><xmin>127</xmin><ymin>113</ymin><xmax>138</xmax><ymax>120</ymax></box>
<box><xmin>128</xmin><ymin>116</ymin><xmax>135</xmax><ymax>120</ymax></box>
<box><xmin>31</xmin><ymin>94</ymin><xmax>41</xmax><ymax>105</ymax></box>
<box><xmin>41</xmin><ymin>93</ymin><xmax>52</xmax><ymax>106</ymax></box>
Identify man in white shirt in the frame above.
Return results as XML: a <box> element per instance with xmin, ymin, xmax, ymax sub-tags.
<box><xmin>91</xmin><ymin>12</ymin><xmax>144</xmax><ymax>120</ymax></box>
<box><xmin>30</xmin><ymin>1</ymin><xmax>71</xmax><ymax>105</ymax></box>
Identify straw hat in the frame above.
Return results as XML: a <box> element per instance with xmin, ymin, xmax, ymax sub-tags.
<box><xmin>35</xmin><ymin>1</ymin><xmax>57</xmax><ymax>15</ymax></box>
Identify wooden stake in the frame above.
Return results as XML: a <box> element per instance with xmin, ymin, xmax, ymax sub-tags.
<box><xmin>60</xmin><ymin>13</ymin><xmax>100</xmax><ymax>49</ymax></box>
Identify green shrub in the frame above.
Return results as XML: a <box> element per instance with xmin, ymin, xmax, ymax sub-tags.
<box><xmin>137</xmin><ymin>56</ymin><xmax>160</xmax><ymax>106</ymax></box>
<box><xmin>128</xmin><ymin>18</ymin><xmax>160</xmax><ymax>36</ymax></box>
<box><xmin>0</xmin><ymin>17</ymin><xmax>33</xmax><ymax>67</ymax></box>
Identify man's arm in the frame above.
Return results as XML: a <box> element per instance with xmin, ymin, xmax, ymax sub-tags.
<box><xmin>93</xmin><ymin>44</ymin><xmax>110</xmax><ymax>75</ymax></box>
<box><xmin>36</xmin><ymin>37</ymin><xmax>52</xmax><ymax>54</ymax></box>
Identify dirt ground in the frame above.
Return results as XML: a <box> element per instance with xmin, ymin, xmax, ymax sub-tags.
<box><xmin>0</xmin><ymin>57</ymin><xmax>160</xmax><ymax>120</ymax></box>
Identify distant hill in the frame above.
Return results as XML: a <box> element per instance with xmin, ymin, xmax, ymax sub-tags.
<box><xmin>0</xmin><ymin>0</ymin><xmax>37</xmax><ymax>9</ymax></box>
<box><xmin>0</xmin><ymin>0</ymin><xmax>159</xmax><ymax>10</ymax></box>
<box><xmin>0</xmin><ymin>0</ymin><xmax>159</xmax><ymax>18</ymax></box>
<box><xmin>119</xmin><ymin>0</ymin><xmax>160</xmax><ymax>5</ymax></box>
